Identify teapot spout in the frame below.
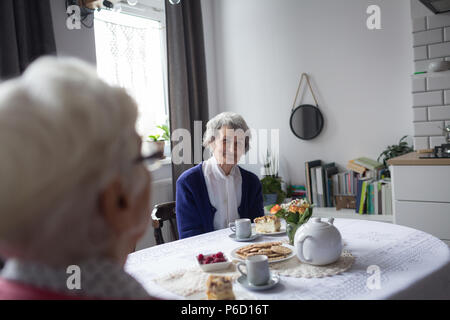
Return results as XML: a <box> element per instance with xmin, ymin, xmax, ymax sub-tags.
<box><xmin>326</xmin><ymin>217</ymin><xmax>335</xmax><ymax>225</ymax></box>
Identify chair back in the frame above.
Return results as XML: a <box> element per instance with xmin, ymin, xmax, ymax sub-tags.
<box><xmin>151</xmin><ymin>201</ymin><xmax>178</xmax><ymax>245</ymax></box>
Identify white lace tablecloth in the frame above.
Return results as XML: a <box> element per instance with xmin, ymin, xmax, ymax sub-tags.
<box><xmin>125</xmin><ymin>219</ymin><xmax>450</xmax><ymax>300</ymax></box>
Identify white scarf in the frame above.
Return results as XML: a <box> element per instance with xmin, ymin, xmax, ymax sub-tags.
<box><xmin>202</xmin><ymin>156</ymin><xmax>242</xmax><ymax>230</ymax></box>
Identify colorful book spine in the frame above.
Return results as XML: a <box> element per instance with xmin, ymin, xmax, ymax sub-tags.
<box><xmin>355</xmin><ymin>179</ymin><xmax>363</xmax><ymax>213</ymax></box>
<box><xmin>359</xmin><ymin>181</ymin><xmax>369</xmax><ymax>214</ymax></box>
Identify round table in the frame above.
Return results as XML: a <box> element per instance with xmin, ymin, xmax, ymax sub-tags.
<box><xmin>125</xmin><ymin>218</ymin><xmax>450</xmax><ymax>299</ymax></box>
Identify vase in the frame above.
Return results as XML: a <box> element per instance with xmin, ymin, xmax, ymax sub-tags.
<box><xmin>286</xmin><ymin>207</ymin><xmax>313</xmax><ymax>245</ymax></box>
<box><xmin>286</xmin><ymin>223</ymin><xmax>300</xmax><ymax>246</ymax></box>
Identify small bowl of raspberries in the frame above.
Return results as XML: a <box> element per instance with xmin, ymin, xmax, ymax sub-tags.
<box><xmin>196</xmin><ymin>251</ymin><xmax>231</xmax><ymax>271</ymax></box>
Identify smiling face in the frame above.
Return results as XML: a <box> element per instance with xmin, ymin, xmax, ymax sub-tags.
<box><xmin>210</xmin><ymin>126</ymin><xmax>247</xmax><ymax>166</ymax></box>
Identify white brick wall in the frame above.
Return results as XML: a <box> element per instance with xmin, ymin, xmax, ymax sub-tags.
<box><xmin>412</xmin><ymin>14</ymin><xmax>450</xmax><ymax>150</ymax></box>
<box><xmin>413</xmin><ymin>29</ymin><xmax>443</xmax><ymax>47</ymax></box>
<box><xmin>412</xmin><ymin>91</ymin><xmax>442</xmax><ymax>106</ymax></box>
<box><xmin>413</xmin><ymin>107</ymin><xmax>428</xmax><ymax>121</ymax></box>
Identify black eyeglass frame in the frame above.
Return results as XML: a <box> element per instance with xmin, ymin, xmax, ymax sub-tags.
<box><xmin>134</xmin><ymin>150</ymin><xmax>165</xmax><ymax>164</ymax></box>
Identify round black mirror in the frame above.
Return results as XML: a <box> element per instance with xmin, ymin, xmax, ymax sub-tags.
<box><xmin>290</xmin><ymin>104</ymin><xmax>324</xmax><ymax>140</ymax></box>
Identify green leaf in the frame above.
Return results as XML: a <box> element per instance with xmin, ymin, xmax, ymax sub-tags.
<box><xmin>286</xmin><ymin>212</ymin><xmax>300</xmax><ymax>224</ymax></box>
<box><xmin>148</xmin><ymin>134</ymin><xmax>161</xmax><ymax>141</ymax></box>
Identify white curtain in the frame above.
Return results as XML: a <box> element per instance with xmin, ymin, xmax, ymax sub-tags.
<box><xmin>94</xmin><ymin>11</ymin><xmax>168</xmax><ymax>138</ymax></box>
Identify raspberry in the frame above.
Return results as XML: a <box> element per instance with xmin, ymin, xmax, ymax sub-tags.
<box><xmin>216</xmin><ymin>252</ymin><xmax>224</xmax><ymax>258</ymax></box>
<box><xmin>197</xmin><ymin>254</ymin><xmax>204</xmax><ymax>261</ymax></box>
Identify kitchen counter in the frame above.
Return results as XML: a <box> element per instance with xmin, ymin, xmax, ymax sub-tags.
<box><xmin>387</xmin><ymin>151</ymin><xmax>450</xmax><ymax>166</ymax></box>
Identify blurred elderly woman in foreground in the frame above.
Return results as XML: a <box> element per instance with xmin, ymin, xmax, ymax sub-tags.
<box><xmin>0</xmin><ymin>57</ymin><xmax>153</xmax><ymax>299</ymax></box>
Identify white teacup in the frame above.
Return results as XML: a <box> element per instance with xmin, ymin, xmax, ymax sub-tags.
<box><xmin>237</xmin><ymin>255</ymin><xmax>270</xmax><ymax>286</ymax></box>
<box><xmin>229</xmin><ymin>218</ymin><xmax>251</xmax><ymax>239</ymax></box>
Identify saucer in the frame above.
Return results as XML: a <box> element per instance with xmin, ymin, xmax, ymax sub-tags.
<box><xmin>229</xmin><ymin>233</ymin><xmax>260</xmax><ymax>242</ymax></box>
<box><xmin>237</xmin><ymin>273</ymin><xmax>280</xmax><ymax>291</ymax></box>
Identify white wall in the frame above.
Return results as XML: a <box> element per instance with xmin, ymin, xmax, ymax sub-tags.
<box><xmin>49</xmin><ymin>0</ymin><xmax>97</xmax><ymax>64</ymax></box>
<box><xmin>202</xmin><ymin>0</ymin><xmax>415</xmax><ymax>185</ymax></box>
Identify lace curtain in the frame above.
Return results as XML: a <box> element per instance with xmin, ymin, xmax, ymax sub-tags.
<box><xmin>94</xmin><ymin>12</ymin><xmax>168</xmax><ymax>138</ymax></box>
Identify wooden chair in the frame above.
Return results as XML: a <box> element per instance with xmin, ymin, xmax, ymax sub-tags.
<box><xmin>151</xmin><ymin>201</ymin><xmax>178</xmax><ymax>245</ymax></box>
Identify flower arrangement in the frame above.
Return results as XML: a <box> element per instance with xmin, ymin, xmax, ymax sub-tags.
<box><xmin>269</xmin><ymin>198</ymin><xmax>314</xmax><ymax>245</ymax></box>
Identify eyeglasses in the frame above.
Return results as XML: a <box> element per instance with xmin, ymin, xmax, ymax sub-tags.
<box><xmin>134</xmin><ymin>150</ymin><xmax>165</xmax><ymax>171</ymax></box>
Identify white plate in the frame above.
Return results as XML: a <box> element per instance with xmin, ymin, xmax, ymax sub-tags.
<box><xmin>230</xmin><ymin>243</ymin><xmax>295</xmax><ymax>263</ymax></box>
<box><xmin>255</xmin><ymin>227</ymin><xmax>286</xmax><ymax>236</ymax></box>
<box><xmin>228</xmin><ymin>233</ymin><xmax>260</xmax><ymax>242</ymax></box>
<box><xmin>237</xmin><ymin>273</ymin><xmax>280</xmax><ymax>291</ymax></box>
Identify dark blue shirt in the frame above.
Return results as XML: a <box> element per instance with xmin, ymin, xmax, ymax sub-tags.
<box><xmin>176</xmin><ymin>163</ymin><xmax>264</xmax><ymax>239</ymax></box>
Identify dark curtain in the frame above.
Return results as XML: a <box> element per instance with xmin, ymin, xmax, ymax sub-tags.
<box><xmin>165</xmin><ymin>0</ymin><xmax>209</xmax><ymax>195</ymax></box>
<box><xmin>0</xmin><ymin>0</ymin><xmax>56</xmax><ymax>79</ymax></box>
<box><xmin>0</xmin><ymin>0</ymin><xmax>56</xmax><ymax>270</ymax></box>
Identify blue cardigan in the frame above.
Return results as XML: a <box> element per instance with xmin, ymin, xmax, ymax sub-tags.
<box><xmin>175</xmin><ymin>163</ymin><xmax>264</xmax><ymax>239</ymax></box>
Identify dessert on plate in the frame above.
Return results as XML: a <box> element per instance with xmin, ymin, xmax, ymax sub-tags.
<box><xmin>206</xmin><ymin>275</ymin><xmax>235</xmax><ymax>300</ymax></box>
<box><xmin>254</xmin><ymin>215</ymin><xmax>281</xmax><ymax>233</ymax></box>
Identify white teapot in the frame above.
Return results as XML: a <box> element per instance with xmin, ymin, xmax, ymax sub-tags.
<box><xmin>294</xmin><ymin>217</ymin><xmax>342</xmax><ymax>265</ymax></box>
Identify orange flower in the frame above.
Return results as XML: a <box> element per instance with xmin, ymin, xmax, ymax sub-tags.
<box><xmin>270</xmin><ymin>204</ymin><xmax>281</xmax><ymax>214</ymax></box>
<box><xmin>288</xmin><ymin>204</ymin><xmax>307</xmax><ymax>214</ymax></box>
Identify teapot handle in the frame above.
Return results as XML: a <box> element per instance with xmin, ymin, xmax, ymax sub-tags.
<box><xmin>297</xmin><ymin>235</ymin><xmax>313</xmax><ymax>263</ymax></box>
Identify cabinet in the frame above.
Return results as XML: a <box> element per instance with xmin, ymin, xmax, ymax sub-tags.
<box><xmin>389</xmin><ymin>152</ymin><xmax>450</xmax><ymax>241</ymax></box>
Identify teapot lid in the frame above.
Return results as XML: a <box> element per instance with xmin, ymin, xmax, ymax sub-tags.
<box><xmin>307</xmin><ymin>217</ymin><xmax>334</xmax><ymax>230</ymax></box>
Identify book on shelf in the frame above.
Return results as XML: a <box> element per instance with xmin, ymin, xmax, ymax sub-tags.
<box><xmin>310</xmin><ymin>165</ymin><xmax>319</xmax><ymax>207</ymax></box>
<box><xmin>305</xmin><ymin>160</ymin><xmax>321</xmax><ymax>204</ymax></box>
<box><xmin>381</xmin><ymin>181</ymin><xmax>393</xmax><ymax>215</ymax></box>
<box><xmin>347</xmin><ymin>160</ymin><xmax>366</xmax><ymax>174</ymax></box>
<box><xmin>315</xmin><ymin>166</ymin><xmax>325</xmax><ymax>207</ymax></box>
<box><xmin>355</xmin><ymin>177</ymin><xmax>373</xmax><ymax>214</ymax></box>
<box><xmin>323</xmin><ymin>163</ymin><xmax>337</xmax><ymax>207</ymax></box>
<box><xmin>367</xmin><ymin>183</ymin><xmax>373</xmax><ymax>214</ymax></box>
<box><xmin>372</xmin><ymin>181</ymin><xmax>381</xmax><ymax>215</ymax></box>
<box><xmin>381</xmin><ymin>183</ymin><xmax>387</xmax><ymax>215</ymax></box>
<box><xmin>352</xmin><ymin>157</ymin><xmax>384</xmax><ymax>171</ymax></box>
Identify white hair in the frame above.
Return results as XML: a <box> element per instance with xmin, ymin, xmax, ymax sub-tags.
<box><xmin>0</xmin><ymin>57</ymin><xmax>148</xmax><ymax>266</ymax></box>
<box><xmin>203</xmin><ymin>112</ymin><xmax>251</xmax><ymax>153</ymax></box>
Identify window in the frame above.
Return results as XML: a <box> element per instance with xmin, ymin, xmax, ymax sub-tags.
<box><xmin>93</xmin><ymin>1</ymin><xmax>168</xmax><ymax>140</ymax></box>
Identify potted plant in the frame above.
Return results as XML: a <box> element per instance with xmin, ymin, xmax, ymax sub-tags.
<box><xmin>148</xmin><ymin>123</ymin><xmax>171</xmax><ymax>159</ymax></box>
<box><xmin>269</xmin><ymin>198</ymin><xmax>314</xmax><ymax>245</ymax></box>
<box><xmin>260</xmin><ymin>151</ymin><xmax>286</xmax><ymax>205</ymax></box>
<box><xmin>377</xmin><ymin>135</ymin><xmax>413</xmax><ymax>177</ymax></box>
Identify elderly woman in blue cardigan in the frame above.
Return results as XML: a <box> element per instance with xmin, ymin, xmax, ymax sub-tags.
<box><xmin>176</xmin><ymin>112</ymin><xmax>264</xmax><ymax>239</ymax></box>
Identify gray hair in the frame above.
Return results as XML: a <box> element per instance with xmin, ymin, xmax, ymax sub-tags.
<box><xmin>203</xmin><ymin>112</ymin><xmax>252</xmax><ymax>153</ymax></box>
<box><xmin>0</xmin><ymin>57</ymin><xmax>147</xmax><ymax>267</ymax></box>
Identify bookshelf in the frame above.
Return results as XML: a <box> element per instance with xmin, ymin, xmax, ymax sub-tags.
<box><xmin>312</xmin><ymin>207</ymin><xmax>393</xmax><ymax>223</ymax></box>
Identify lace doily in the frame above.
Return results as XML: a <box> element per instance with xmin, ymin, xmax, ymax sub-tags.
<box><xmin>270</xmin><ymin>250</ymin><xmax>354</xmax><ymax>278</ymax></box>
<box><xmin>151</xmin><ymin>250</ymin><xmax>354</xmax><ymax>298</ymax></box>
<box><xmin>152</xmin><ymin>264</ymin><xmax>243</xmax><ymax>299</ymax></box>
